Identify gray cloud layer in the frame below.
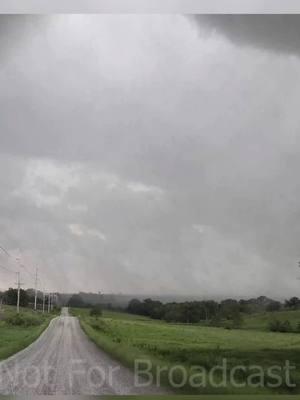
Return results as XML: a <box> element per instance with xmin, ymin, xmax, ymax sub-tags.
<box><xmin>192</xmin><ymin>15</ymin><xmax>300</xmax><ymax>56</ymax></box>
<box><xmin>2</xmin><ymin>0</ymin><xmax>300</xmax><ymax>13</ymax></box>
<box><xmin>0</xmin><ymin>15</ymin><xmax>299</xmax><ymax>298</ymax></box>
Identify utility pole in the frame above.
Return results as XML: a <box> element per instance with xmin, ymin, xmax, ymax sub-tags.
<box><xmin>16</xmin><ymin>271</ymin><xmax>21</xmax><ymax>313</ymax></box>
<box><xmin>34</xmin><ymin>267</ymin><xmax>38</xmax><ymax>311</ymax></box>
<box><xmin>48</xmin><ymin>293</ymin><xmax>51</xmax><ymax>313</ymax></box>
<box><xmin>51</xmin><ymin>293</ymin><xmax>56</xmax><ymax>311</ymax></box>
<box><xmin>42</xmin><ymin>291</ymin><xmax>45</xmax><ymax>313</ymax></box>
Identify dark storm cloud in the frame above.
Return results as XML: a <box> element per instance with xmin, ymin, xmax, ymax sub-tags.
<box><xmin>192</xmin><ymin>15</ymin><xmax>300</xmax><ymax>56</ymax></box>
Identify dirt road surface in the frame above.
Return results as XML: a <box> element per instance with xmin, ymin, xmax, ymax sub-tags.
<box><xmin>0</xmin><ymin>308</ymin><xmax>166</xmax><ymax>395</ymax></box>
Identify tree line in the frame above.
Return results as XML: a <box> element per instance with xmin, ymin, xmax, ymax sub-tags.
<box><xmin>0</xmin><ymin>288</ymin><xmax>51</xmax><ymax>308</ymax></box>
<box><xmin>126</xmin><ymin>296</ymin><xmax>300</xmax><ymax>325</ymax></box>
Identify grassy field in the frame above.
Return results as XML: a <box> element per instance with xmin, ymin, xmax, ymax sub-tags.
<box><xmin>72</xmin><ymin>308</ymin><xmax>300</xmax><ymax>394</ymax></box>
<box><xmin>242</xmin><ymin>309</ymin><xmax>300</xmax><ymax>331</ymax></box>
<box><xmin>0</xmin><ymin>306</ymin><xmax>56</xmax><ymax>361</ymax></box>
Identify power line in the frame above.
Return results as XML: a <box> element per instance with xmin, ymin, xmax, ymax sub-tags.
<box><xmin>0</xmin><ymin>263</ymin><xmax>16</xmax><ymax>274</ymax></box>
<box><xmin>20</xmin><ymin>263</ymin><xmax>35</xmax><ymax>279</ymax></box>
<box><xmin>0</xmin><ymin>245</ymin><xmax>10</xmax><ymax>257</ymax></box>
<box><xmin>0</xmin><ymin>245</ymin><xmax>15</xmax><ymax>274</ymax></box>
<box><xmin>0</xmin><ymin>244</ymin><xmax>55</xmax><ymax>314</ymax></box>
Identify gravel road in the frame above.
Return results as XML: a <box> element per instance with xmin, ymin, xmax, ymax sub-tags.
<box><xmin>0</xmin><ymin>308</ymin><xmax>166</xmax><ymax>395</ymax></box>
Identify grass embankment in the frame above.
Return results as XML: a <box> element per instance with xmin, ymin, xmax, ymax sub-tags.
<box><xmin>72</xmin><ymin>308</ymin><xmax>300</xmax><ymax>394</ymax></box>
<box><xmin>0</xmin><ymin>305</ymin><xmax>57</xmax><ymax>361</ymax></box>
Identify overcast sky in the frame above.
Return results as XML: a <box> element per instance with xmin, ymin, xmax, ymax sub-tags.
<box><xmin>0</xmin><ymin>15</ymin><xmax>299</xmax><ymax>299</ymax></box>
<box><xmin>2</xmin><ymin>0</ymin><xmax>300</xmax><ymax>13</ymax></box>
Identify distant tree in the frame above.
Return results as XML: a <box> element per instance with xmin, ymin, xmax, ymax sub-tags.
<box><xmin>150</xmin><ymin>304</ymin><xmax>165</xmax><ymax>319</ymax></box>
<box><xmin>266</xmin><ymin>301</ymin><xmax>281</xmax><ymax>312</ymax></box>
<box><xmin>127</xmin><ymin>299</ymin><xmax>143</xmax><ymax>315</ymax></box>
<box><xmin>232</xmin><ymin>311</ymin><xmax>244</xmax><ymax>328</ymax></box>
<box><xmin>210</xmin><ymin>313</ymin><xmax>222</xmax><ymax>327</ymax></box>
<box><xmin>90</xmin><ymin>304</ymin><xmax>103</xmax><ymax>317</ymax></box>
<box><xmin>239</xmin><ymin>299</ymin><xmax>252</xmax><ymax>314</ymax></box>
<box><xmin>220</xmin><ymin>299</ymin><xmax>239</xmax><ymax>319</ymax></box>
<box><xmin>285</xmin><ymin>297</ymin><xmax>300</xmax><ymax>310</ymax></box>
<box><xmin>164</xmin><ymin>305</ymin><xmax>184</xmax><ymax>323</ymax></box>
<box><xmin>4</xmin><ymin>288</ymin><xmax>29</xmax><ymax>307</ymax></box>
<box><xmin>145</xmin><ymin>299</ymin><xmax>167</xmax><ymax>319</ymax></box>
<box><xmin>127</xmin><ymin>298</ymin><xmax>166</xmax><ymax>319</ymax></box>
<box><xmin>203</xmin><ymin>300</ymin><xmax>219</xmax><ymax>319</ymax></box>
<box><xmin>182</xmin><ymin>302</ymin><xmax>203</xmax><ymax>323</ymax></box>
<box><xmin>163</xmin><ymin>302</ymin><xmax>203</xmax><ymax>323</ymax></box>
<box><xmin>127</xmin><ymin>297</ymin><xmax>231</xmax><ymax>324</ymax></box>
<box><xmin>181</xmin><ymin>303</ymin><xmax>194</xmax><ymax>323</ymax></box>
<box><xmin>67</xmin><ymin>294</ymin><xmax>85</xmax><ymax>308</ymax></box>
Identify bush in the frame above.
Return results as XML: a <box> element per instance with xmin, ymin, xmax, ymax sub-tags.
<box><xmin>68</xmin><ymin>294</ymin><xmax>86</xmax><ymax>308</ymax></box>
<box><xmin>232</xmin><ymin>312</ymin><xmax>244</xmax><ymax>328</ymax></box>
<box><xmin>269</xmin><ymin>319</ymin><xmax>281</xmax><ymax>332</ymax></box>
<box><xmin>209</xmin><ymin>314</ymin><xmax>222</xmax><ymax>327</ymax></box>
<box><xmin>6</xmin><ymin>313</ymin><xmax>42</xmax><ymax>327</ymax></box>
<box><xmin>90</xmin><ymin>304</ymin><xmax>103</xmax><ymax>317</ymax></box>
<box><xmin>280</xmin><ymin>320</ymin><xmax>292</xmax><ymax>332</ymax></box>
<box><xmin>90</xmin><ymin>318</ymin><xmax>109</xmax><ymax>333</ymax></box>
<box><xmin>269</xmin><ymin>319</ymin><xmax>293</xmax><ymax>333</ymax></box>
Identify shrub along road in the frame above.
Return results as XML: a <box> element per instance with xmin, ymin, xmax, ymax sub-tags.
<box><xmin>0</xmin><ymin>307</ymin><xmax>166</xmax><ymax>395</ymax></box>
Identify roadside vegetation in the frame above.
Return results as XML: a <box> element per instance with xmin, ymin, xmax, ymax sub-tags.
<box><xmin>72</xmin><ymin>307</ymin><xmax>300</xmax><ymax>394</ymax></box>
<box><xmin>0</xmin><ymin>305</ymin><xmax>58</xmax><ymax>360</ymax></box>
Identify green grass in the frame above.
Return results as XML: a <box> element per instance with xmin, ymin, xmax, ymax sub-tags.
<box><xmin>72</xmin><ymin>308</ymin><xmax>300</xmax><ymax>394</ymax></box>
<box><xmin>0</xmin><ymin>305</ymin><xmax>56</xmax><ymax>361</ymax></box>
